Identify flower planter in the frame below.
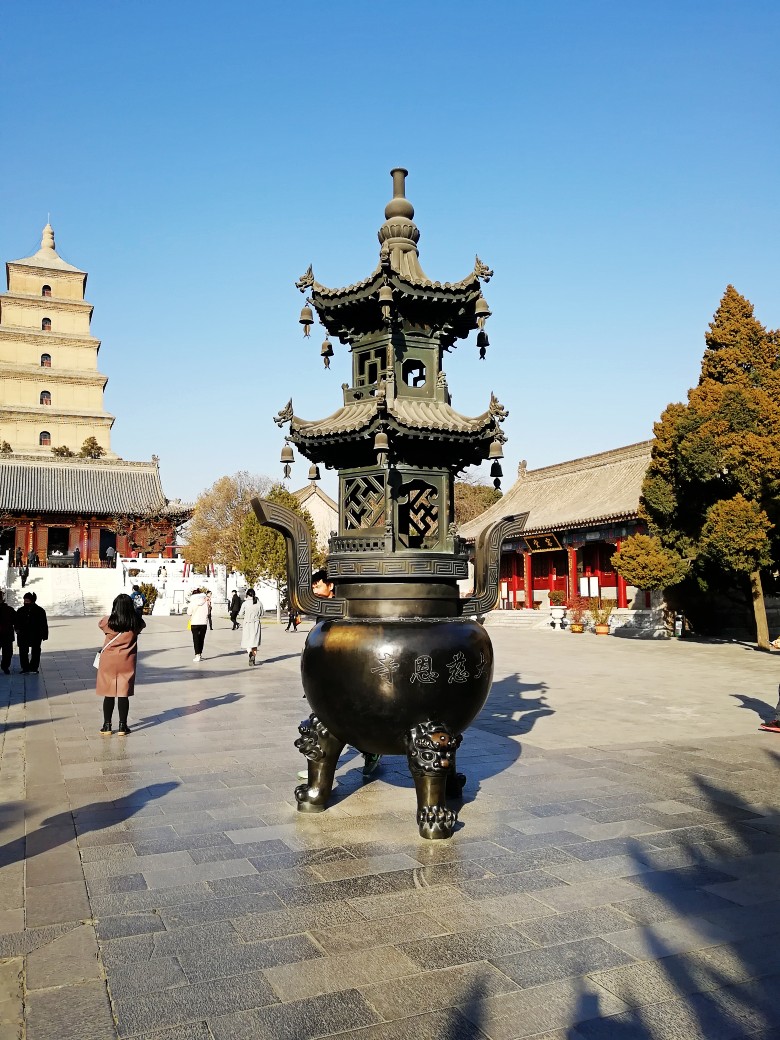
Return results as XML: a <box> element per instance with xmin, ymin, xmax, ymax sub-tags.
<box><xmin>569</xmin><ymin>622</ymin><xmax>585</xmax><ymax>633</ymax></box>
<box><xmin>594</xmin><ymin>623</ymin><xmax>610</xmax><ymax>636</ymax></box>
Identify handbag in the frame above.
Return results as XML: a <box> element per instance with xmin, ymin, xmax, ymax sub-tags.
<box><xmin>94</xmin><ymin>633</ymin><xmax>121</xmax><ymax>669</ymax></box>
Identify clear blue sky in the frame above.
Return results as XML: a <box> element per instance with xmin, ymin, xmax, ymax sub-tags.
<box><xmin>2</xmin><ymin>1</ymin><xmax>778</xmax><ymax>503</ymax></box>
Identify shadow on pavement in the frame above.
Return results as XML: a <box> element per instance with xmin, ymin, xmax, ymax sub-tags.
<box><xmin>731</xmin><ymin>692</ymin><xmax>777</xmax><ymax>724</ymax></box>
<box><xmin>131</xmin><ymin>693</ymin><xmax>243</xmax><ymax>731</ymax></box>
<box><xmin>566</xmin><ymin>752</ymin><xmax>780</xmax><ymax>1038</ymax></box>
<box><xmin>0</xmin><ymin>782</ymin><xmax>180</xmax><ymax>870</ymax></box>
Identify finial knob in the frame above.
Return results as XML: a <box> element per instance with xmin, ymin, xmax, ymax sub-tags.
<box><xmin>41</xmin><ymin>224</ymin><xmax>55</xmax><ymax>252</ymax></box>
<box><xmin>385</xmin><ymin>167</ymin><xmax>414</xmax><ymax>220</ymax></box>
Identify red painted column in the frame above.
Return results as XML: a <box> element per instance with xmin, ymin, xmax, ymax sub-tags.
<box><xmin>615</xmin><ymin>538</ymin><xmax>628</xmax><ymax>608</ymax></box>
<box><xmin>523</xmin><ymin>551</ymin><xmax>533</xmax><ymax>608</ymax></box>
<box><xmin>567</xmin><ymin>546</ymin><xmax>578</xmax><ymax>600</ymax></box>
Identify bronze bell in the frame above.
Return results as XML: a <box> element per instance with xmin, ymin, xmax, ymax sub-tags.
<box><xmin>280</xmin><ymin>443</ymin><xmax>295</xmax><ymax>465</ymax></box>
<box><xmin>488</xmin><ymin>437</ymin><xmax>504</xmax><ymax>460</ymax></box>
<box><xmin>299</xmin><ymin>304</ymin><xmax>314</xmax><ymax>337</ymax></box>
<box><xmin>308</xmin><ymin>463</ymin><xmax>321</xmax><ymax>481</ymax></box>
<box><xmin>474</xmin><ymin>296</ymin><xmax>491</xmax><ymax>329</ymax></box>
<box><xmin>379</xmin><ymin>284</ymin><xmax>393</xmax><ymax>321</ymax></box>
<box><xmin>477</xmin><ymin>330</ymin><xmax>489</xmax><ymax>359</ymax></box>
<box><xmin>321</xmin><ymin>337</ymin><xmax>334</xmax><ymax>369</ymax></box>
<box><xmin>373</xmin><ymin>430</ymin><xmax>389</xmax><ymax>453</ymax></box>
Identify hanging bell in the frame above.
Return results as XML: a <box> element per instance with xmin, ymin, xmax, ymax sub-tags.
<box><xmin>280</xmin><ymin>442</ymin><xmax>295</xmax><ymax>479</ymax></box>
<box><xmin>321</xmin><ymin>336</ymin><xmax>334</xmax><ymax>369</ymax></box>
<box><xmin>488</xmin><ymin>437</ymin><xmax>504</xmax><ymax>460</ymax></box>
<box><xmin>373</xmin><ymin>429</ymin><xmax>389</xmax><ymax>464</ymax></box>
<box><xmin>378</xmin><ymin>284</ymin><xmax>393</xmax><ymax>321</ymax></box>
<box><xmin>477</xmin><ymin>330</ymin><xmax>489</xmax><ymax>360</ymax></box>
<box><xmin>490</xmin><ymin>460</ymin><xmax>503</xmax><ymax>480</ymax></box>
<box><xmin>307</xmin><ymin>463</ymin><xmax>321</xmax><ymax>481</ymax></box>
<box><xmin>299</xmin><ymin>304</ymin><xmax>314</xmax><ymax>337</ymax></box>
<box><xmin>474</xmin><ymin>296</ymin><xmax>491</xmax><ymax>329</ymax></box>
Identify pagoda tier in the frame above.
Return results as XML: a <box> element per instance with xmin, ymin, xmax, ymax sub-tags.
<box><xmin>276</xmin><ymin>168</ymin><xmax>508</xmax><ymax>563</ymax></box>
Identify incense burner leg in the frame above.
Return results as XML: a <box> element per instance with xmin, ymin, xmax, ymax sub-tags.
<box><xmin>294</xmin><ymin>714</ymin><xmax>345</xmax><ymax>813</ymax></box>
<box><xmin>406</xmin><ymin>722</ymin><xmax>463</xmax><ymax>840</ymax></box>
<box><xmin>445</xmin><ymin>745</ymin><xmax>467</xmax><ymax>800</ymax></box>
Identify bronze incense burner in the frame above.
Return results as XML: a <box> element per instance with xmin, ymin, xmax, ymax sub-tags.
<box><xmin>254</xmin><ymin>169</ymin><xmax>525</xmax><ymax>838</ymax></box>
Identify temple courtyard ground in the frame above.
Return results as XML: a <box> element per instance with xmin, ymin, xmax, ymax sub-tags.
<box><xmin>2</xmin><ymin>615</ymin><xmax>780</xmax><ymax>1040</ymax></box>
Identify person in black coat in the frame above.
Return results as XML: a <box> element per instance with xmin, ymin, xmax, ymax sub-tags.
<box><xmin>229</xmin><ymin>590</ymin><xmax>242</xmax><ymax>630</ymax></box>
<box><xmin>0</xmin><ymin>591</ymin><xmax>16</xmax><ymax>674</ymax></box>
<box><xmin>14</xmin><ymin>593</ymin><xmax>49</xmax><ymax>674</ymax></box>
<box><xmin>19</xmin><ymin>563</ymin><xmax>29</xmax><ymax>588</ymax></box>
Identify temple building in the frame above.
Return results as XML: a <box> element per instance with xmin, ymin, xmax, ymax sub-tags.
<box><xmin>459</xmin><ymin>441</ymin><xmax>653</xmax><ymax>609</ymax></box>
<box><xmin>0</xmin><ymin>226</ymin><xmax>185</xmax><ymax>563</ymax></box>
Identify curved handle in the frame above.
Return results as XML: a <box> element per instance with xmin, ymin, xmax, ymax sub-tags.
<box><xmin>250</xmin><ymin>498</ymin><xmax>346</xmax><ymax>618</ymax></box>
<box><xmin>460</xmin><ymin>512</ymin><xmax>529</xmax><ymax>617</ymax></box>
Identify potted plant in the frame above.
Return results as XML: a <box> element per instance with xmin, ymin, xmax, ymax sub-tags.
<box><xmin>549</xmin><ymin>589</ymin><xmax>567</xmax><ymax>629</ymax></box>
<box><xmin>567</xmin><ymin>594</ymin><xmax>588</xmax><ymax>633</ymax></box>
<box><xmin>590</xmin><ymin>597</ymin><xmax>616</xmax><ymax>635</ymax></box>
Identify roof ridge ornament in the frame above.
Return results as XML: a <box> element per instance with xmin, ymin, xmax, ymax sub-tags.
<box><xmin>473</xmin><ymin>256</ymin><xmax>493</xmax><ymax>283</ymax></box>
<box><xmin>295</xmin><ymin>265</ymin><xmax>315</xmax><ymax>293</ymax></box>
<box><xmin>274</xmin><ymin>399</ymin><xmax>294</xmax><ymax>428</ymax></box>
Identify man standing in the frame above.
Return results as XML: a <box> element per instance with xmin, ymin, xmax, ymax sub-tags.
<box><xmin>15</xmin><ymin>592</ymin><xmax>48</xmax><ymax>674</ymax></box>
<box><xmin>72</xmin><ymin>546</ymin><xmax>81</xmax><ymax>569</ymax></box>
<box><xmin>229</xmin><ymin>590</ymin><xmax>242</xmax><ymax>630</ymax></box>
<box><xmin>0</xmin><ymin>592</ymin><xmax>16</xmax><ymax>674</ymax></box>
<box><xmin>19</xmin><ymin>560</ymin><xmax>29</xmax><ymax>588</ymax></box>
<box><xmin>105</xmin><ymin>545</ymin><xmax>116</xmax><ymax>567</ymax></box>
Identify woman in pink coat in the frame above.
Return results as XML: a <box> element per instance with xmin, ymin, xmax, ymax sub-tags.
<box><xmin>96</xmin><ymin>593</ymin><xmax>145</xmax><ymax>736</ymax></box>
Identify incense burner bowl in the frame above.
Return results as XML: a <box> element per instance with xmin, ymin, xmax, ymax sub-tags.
<box><xmin>296</xmin><ymin>615</ymin><xmax>493</xmax><ymax>839</ymax></box>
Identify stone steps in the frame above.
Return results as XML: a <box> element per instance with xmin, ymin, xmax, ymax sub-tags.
<box><xmin>5</xmin><ymin>566</ymin><xmax>123</xmax><ymax>616</ymax></box>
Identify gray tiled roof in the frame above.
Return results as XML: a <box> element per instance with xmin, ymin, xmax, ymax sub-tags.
<box><xmin>460</xmin><ymin>441</ymin><xmax>654</xmax><ymax>540</ymax></box>
<box><xmin>0</xmin><ymin>456</ymin><xmax>169</xmax><ymax>515</ymax></box>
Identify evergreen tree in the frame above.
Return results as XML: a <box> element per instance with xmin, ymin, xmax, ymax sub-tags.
<box><xmin>615</xmin><ymin>287</ymin><xmax>780</xmax><ymax>647</ymax></box>
<box><xmin>79</xmin><ymin>436</ymin><xmax>105</xmax><ymax>458</ymax></box>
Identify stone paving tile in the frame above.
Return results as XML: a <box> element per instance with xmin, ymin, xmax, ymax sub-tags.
<box><xmin>112</xmin><ymin>970</ymin><xmax>279</xmax><ymax>1037</ymax></box>
<box><xmin>514</xmin><ymin>905</ymin><xmax>636</xmax><ymax>947</ymax></box>
<box><xmin>129</xmin><ymin>1022</ymin><xmax>213</xmax><ymax>1040</ymax></box>
<box><xmin>532</xmin><ymin>877</ymin><xmax>642</xmax><ymax>912</ymax></box>
<box><xmin>459</xmin><ymin>976</ymin><xmax>629</xmax><ymax>1040</ymax></box>
<box><xmin>95</xmin><ymin>912</ymin><xmax>166</xmax><ymax>941</ymax></box>
<box><xmin>611</xmin><ymin>888</ymin><xmax>738</xmax><ymax>925</ymax></box>
<box><xmin>491</xmin><ymin>936</ymin><xmax>635</xmax><ymax>989</ymax></box>
<box><xmin>176</xmin><ymin>932</ymin><xmax>322</xmax><ymax>981</ymax></box>
<box><xmin>263</xmin><ymin>946</ymin><xmax>420</xmax><ymax>1003</ymax></box>
<box><xmin>106</xmin><ymin>955</ymin><xmax>189</xmax><ymax>998</ymax></box>
<box><xmin>322</xmin><ymin>1007</ymin><xmax>491</xmax><ymax>1040</ymax></box>
<box><xmin>604</xmin><ymin>914</ymin><xmax>736</xmax><ymax>959</ymax></box>
<box><xmin>346</xmin><ymin>884</ymin><xmax>465</xmax><ymax>921</ymax></box>
<box><xmin>456</xmin><ymin>870</ymin><xmax>567</xmax><ymax>901</ymax></box>
<box><xmin>157</xmin><ymin>890</ymin><xmax>284</xmax><ymax>928</ymax></box>
<box><xmin>232</xmin><ymin>901</ymin><xmax>365</xmax><ymax>942</ymax></box>
<box><xmin>26</xmin><ymin>879</ymin><xmax>91</xmax><ymax>927</ymax></box>
<box><xmin>209</xmin><ymin>988</ymin><xmax>380</xmax><ymax>1040</ymax></box>
<box><xmin>359</xmin><ymin>962</ymin><xmax>519</xmax><ymax>1021</ymax></box>
<box><xmin>397</xmin><ymin>925</ymin><xmax>537</xmax><ymax>971</ymax></box>
<box><xmin>89</xmin><ymin>881</ymin><xmax>215</xmax><ymax>916</ymax></box>
<box><xmin>311</xmin><ymin>912</ymin><xmax>446</xmax><ymax>954</ymax></box>
<box><xmin>26</xmin><ymin>923</ymin><xmax>102</xmax><ymax>990</ymax></box>
<box><xmin>26</xmin><ymin>979</ymin><xmax>116</xmax><ymax>1040</ymax></box>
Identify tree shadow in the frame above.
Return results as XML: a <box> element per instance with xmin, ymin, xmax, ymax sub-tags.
<box><xmin>567</xmin><ymin>751</ymin><xmax>780</xmax><ymax>1038</ymax></box>
<box><xmin>0</xmin><ymin>782</ymin><xmax>180</xmax><ymax>870</ymax></box>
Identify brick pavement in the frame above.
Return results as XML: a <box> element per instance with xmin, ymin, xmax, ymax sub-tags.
<box><xmin>2</xmin><ymin>614</ymin><xmax>780</xmax><ymax>1039</ymax></box>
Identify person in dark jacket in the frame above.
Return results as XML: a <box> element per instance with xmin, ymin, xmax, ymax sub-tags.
<box><xmin>229</xmin><ymin>590</ymin><xmax>242</xmax><ymax>630</ymax></box>
<box><xmin>15</xmin><ymin>592</ymin><xmax>48</xmax><ymax>674</ymax></box>
<box><xmin>19</xmin><ymin>562</ymin><xmax>29</xmax><ymax>588</ymax></box>
<box><xmin>0</xmin><ymin>591</ymin><xmax>16</xmax><ymax>674</ymax></box>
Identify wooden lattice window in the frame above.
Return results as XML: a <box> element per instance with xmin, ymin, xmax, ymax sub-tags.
<box><xmin>402</xmin><ymin>359</ymin><xmax>426</xmax><ymax>387</ymax></box>
<box><xmin>397</xmin><ymin>479</ymin><xmax>439</xmax><ymax>549</ymax></box>
<box><xmin>356</xmin><ymin>348</ymin><xmax>387</xmax><ymax>387</ymax></box>
<box><xmin>343</xmin><ymin>474</ymin><xmax>385</xmax><ymax>530</ymax></box>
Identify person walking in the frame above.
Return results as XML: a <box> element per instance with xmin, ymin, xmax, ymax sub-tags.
<box><xmin>285</xmin><ymin>606</ymin><xmax>299</xmax><ymax>632</ymax></box>
<box><xmin>206</xmin><ymin>590</ymin><xmax>213</xmax><ymax>631</ymax></box>
<box><xmin>0</xmin><ymin>592</ymin><xmax>16</xmax><ymax>674</ymax></box>
<box><xmin>229</xmin><ymin>590</ymin><xmax>242</xmax><ymax>630</ymax></box>
<box><xmin>14</xmin><ymin>547</ymin><xmax>22</xmax><ymax>568</ymax></box>
<box><xmin>188</xmin><ymin>588</ymin><xmax>210</xmax><ymax>662</ymax></box>
<box><xmin>96</xmin><ymin>593</ymin><xmax>145</xmax><ymax>736</ymax></box>
<box><xmin>15</xmin><ymin>592</ymin><xmax>48</xmax><ymax>674</ymax></box>
<box><xmin>19</xmin><ymin>561</ymin><xmax>29</xmax><ymax>588</ymax></box>
<box><xmin>105</xmin><ymin>544</ymin><xmax>116</xmax><ymax>567</ymax></box>
<box><xmin>238</xmin><ymin>588</ymin><xmax>262</xmax><ymax>666</ymax></box>
<box><xmin>131</xmin><ymin>585</ymin><xmax>146</xmax><ymax>618</ymax></box>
